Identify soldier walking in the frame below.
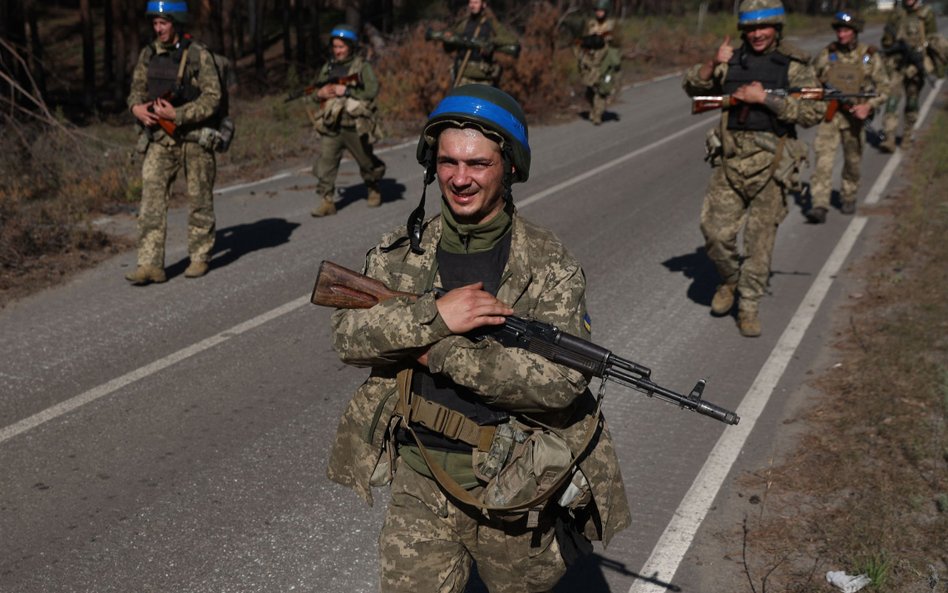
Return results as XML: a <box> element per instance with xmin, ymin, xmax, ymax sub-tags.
<box><xmin>324</xmin><ymin>85</ymin><xmax>630</xmax><ymax>592</ymax></box>
<box><xmin>309</xmin><ymin>25</ymin><xmax>386</xmax><ymax>218</ymax></box>
<box><xmin>126</xmin><ymin>1</ymin><xmax>222</xmax><ymax>284</ymax></box>
<box><xmin>806</xmin><ymin>11</ymin><xmax>888</xmax><ymax>223</ymax></box>
<box><xmin>682</xmin><ymin>0</ymin><xmax>824</xmax><ymax>337</ymax></box>
<box><xmin>879</xmin><ymin>0</ymin><xmax>939</xmax><ymax>152</ymax></box>
<box><xmin>574</xmin><ymin>0</ymin><xmax>622</xmax><ymax>125</ymax></box>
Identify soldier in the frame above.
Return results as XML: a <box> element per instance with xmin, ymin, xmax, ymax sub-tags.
<box><xmin>879</xmin><ymin>0</ymin><xmax>939</xmax><ymax>152</ymax></box>
<box><xmin>309</xmin><ymin>24</ymin><xmax>386</xmax><ymax>218</ymax></box>
<box><xmin>439</xmin><ymin>0</ymin><xmax>519</xmax><ymax>87</ymax></box>
<box><xmin>126</xmin><ymin>0</ymin><xmax>222</xmax><ymax>284</ymax></box>
<box><xmin>682</xmin><ymin>0</ymin><xmax>824</xmax><ymax>337</ymax></box>
<box><xmin>325</xmin><ymin>85</ymin><xmax>631</xmax><ymax>592</ymax></box>
<box><xmin>574</xmin><ymin>0</ymin><xmax>622</xmax><ymax>125</ymax></box>
<box><xmin>806</xmin><ymin>11</ymin><xmax>888</xmax><ymax>224</ymax></box>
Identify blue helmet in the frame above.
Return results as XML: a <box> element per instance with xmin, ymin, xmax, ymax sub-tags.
<box><xmin>416</xmin><ymin>84</ymin><xmax>530</xmax><ymax>183</ymax></box>
<box><xmin>330</xmin><ymin>24</ymin><xmax>359</xmax><ymax>47</ymax></box>
<box><xmin>145</xmin><ymin>1</ymin><xmax>188</xmax><ymax>24</ymax></box>
<box><xmin>737</xmin><ymin>0</ymin><xmax>785</xmax><ymax>29</ymax></box>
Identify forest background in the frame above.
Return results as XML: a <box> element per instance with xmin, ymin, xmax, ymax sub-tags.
<box><xmin>0</xmin><ymin>0</ymin><xmax>921</xmax><ymax>299</ymax></box>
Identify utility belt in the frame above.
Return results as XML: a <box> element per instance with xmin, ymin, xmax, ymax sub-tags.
<box><xmin>137</xmin><ymin>116</ymin><xmax>235</xmax><ymax>154</ymax></box>
<box><xmin>394</xmin><ymin>392</ymin><xmax>497</xmax><ymax>452</ymax></box>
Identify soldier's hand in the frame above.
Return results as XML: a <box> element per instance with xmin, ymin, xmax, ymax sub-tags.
<box><xmin>152</xmin><ymin>97</ymin><xmax>176</xmax><ymax>120</ymax></box>
<box><xmin>850</xmin><ymin>103</ymin><xmax>873</xmax><ymax>120</ymax></box>
<box><xmin>436</xmin><ymin>282</ymin><xmax>513</xmax><ymax>334</ymax></box>
<box><xmin>714</xmin><ymin>35</ymin><xmax>733</xmax><ymax>66</ymax></box>
<box><xmin>732</xmin><ymin>81</ymin><xmax>767</xmax><ymax>104</ymax></box>
<box><xmin>132</xmin><ymin>103</ymin><xmax>159</xmax><ymax>126</ymax></box>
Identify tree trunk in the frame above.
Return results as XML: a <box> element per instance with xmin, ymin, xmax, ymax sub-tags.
<box><xmin>80</xmin><ymin>0</ymin><xmax>96</xmax><ymax>108</ymax></box>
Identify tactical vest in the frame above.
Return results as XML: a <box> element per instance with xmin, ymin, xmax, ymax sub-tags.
<box><xmin>146</xmin><ymin>42</ymin><xmax>201</xmax><ymax>105</ymax></box>
<box><xmin>462</xmin><ymin>15</ymin><xmax>494</xmax><ymax>62</ymax></box>
<box><xmin>396</xmin><ymin>232</ymin><xmax>513</xmax><ymax>452</ymax></box>
<box><xmin>723</xmin><ymin>47</ymin><xmax>794</xmax><ymax>137</ymax></box>
<box><xmin>824</xmin><ymin>43</ymin><xmax>871</xmax><ymax>95</ymax></box>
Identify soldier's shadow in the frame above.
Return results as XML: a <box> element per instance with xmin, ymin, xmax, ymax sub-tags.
<box><xmin>661</xmin><ymin>246</ymin><xmax>719</xmax><ymax>308</ymax></box>
<box><xmin>464</xmin><ymin>553</ymin><xmax>681</xmax><ymax>592</ymax></box>
<box><xmin>336</xmin><ymin>178</ymin><xmax>408</xmax><ymax>212</ymax></box>
<box><xmin>166</xmin><ymin>217</ymin><xmax>300</xmax><ymax>278</ymax></box>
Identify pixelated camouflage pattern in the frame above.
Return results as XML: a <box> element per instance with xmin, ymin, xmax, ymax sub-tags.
<box><xmin>683</xmin><ymin>40</ymin><xmax>822</xmax><ymax>308</ymax></box>
<box><xmin>129</xmin><ymin>39</ymin><xmax>219</xmax><ymax>269</ymax></box>
<box><xmin>311</xmin><ymin>54</ymin><xmax>382</xmax><ymax>135</ymax></box>
<box><xmin>326</xmin><ymin>212</ymin><xmax>631</xmax><ymax>547</ymax></box>
<box><xmin>136</xmin><ymin>140</ymin><xmax>216</xmax><ymax>267</ymax></box>
<box><xmin>881</xmin><ymin>3</ymin><xmax>938</xmax><ymax>143</ymax></box>
<box><xmin>575</xmin><ymin>18</ymin><xmax>621</xmax><ymax>123</ymax></box>
<box><xmin>810</xmin><ymin>42</ymin><xmax>888</xmax><ymax>209</ymax></box>
<box><xmin>379</xmin><ymin>460</ymin><xmax>566</xmax><ymax>593</ymax></box>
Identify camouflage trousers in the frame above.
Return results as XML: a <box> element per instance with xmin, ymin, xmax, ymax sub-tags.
<box><xmin>137</xmin><ymin>140</ymin><xmax>216</xmax><ymax>268</ymax></box>
<box><xmin>810</xmin><ymin>115</ymin><xmax>864</xmax><ymax>210</ymax></box>
<box><xmin>882</xmin><ymin>67</ymin><xmax>923</xmax><ymax>140</ymax></box>
<box><xmin>314</xmin><ymin>126</ymin><xmax>386</xmax><ymax>200</ymax></box>
<box><xmin>700</xmin><ymin>166</ymin><xmax>788</xmax><ymax>311</ymax></box>
<box><xmin>585</xmin><ymin>87</ymin><xmax>608</xmax><ymax>124</ymax></box>
<box><xmin>379</xmin><ymin>460</ymin><xmax>566</xmax><ymax>593</ymax></box>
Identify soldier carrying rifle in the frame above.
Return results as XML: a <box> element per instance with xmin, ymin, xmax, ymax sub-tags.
<box><xmin>427</xmin><ymin>0</ymin><xmax>520</xmax><ymax>88</ymax></box>
<box><xmin>681</xmin><ymin>0</ymin><xmax>824</xmax><ymax>337</ymax></box>
<box><xmin>806</xmin><ymin>11</ymin><xmax>888</xmax><ymax>223</ymax></box>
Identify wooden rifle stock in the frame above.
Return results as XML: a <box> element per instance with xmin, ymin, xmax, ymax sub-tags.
<box><xmin>312</xmin><ymin>260</ymin><xmax>416</xmax><ymax>309</ymax></box>
<box><xmin>148</xmin><ymin>91</ymin><xmax>178</xmax><ymax>136</ymax></box>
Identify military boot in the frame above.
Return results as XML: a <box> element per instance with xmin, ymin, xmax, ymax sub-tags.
<box><xmin>805</xmin><ymin>206</ymin><xmax>827</xmax><ymax>224</ymax></box>
<box><xmin>840</xmin><ymin>201</ymin><xmax>856</xmax><ymax>215</ymax></box>
<box><xmin>366</xmin><ymin>186</ymin><xmax>382</xmax><ymax>208</ymax></box>
<box><xmin>710</xmin><ymin>282</ymin><xmax>737</xmax><ymax>316</ymax></box>
<box><xmin>311</xmin><ymin>196</ymin><xmax>337</xmax><ymax>218</ymax></box>
<box><xmin>184</xmin><ymin>260</ymin><xmax>209</xmax><ymax>278</ymax></box>
<box><xmin>125</xmin><ymin>265</ymin><xmax>167</xmax><ymax>286</ymax></box>
<box><xmin>738</xmin><ymin>307</ymin><xmax>762</xmax><ymax>338</ymax></box>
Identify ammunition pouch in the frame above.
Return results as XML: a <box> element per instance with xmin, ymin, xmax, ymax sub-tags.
<box><xmin>182</xmin><ymin>117</ymin><xmax>235</xmax><ymax>153</ymax></box>
<box><xmin>705</xmin><ymin>126</ymin><xmax>723</xmax><ymax>166</ymax></box>
<box><xmin>135</xmin><ymin>127</ymin><xmax>153</xmax><ymax>154</ymax></box>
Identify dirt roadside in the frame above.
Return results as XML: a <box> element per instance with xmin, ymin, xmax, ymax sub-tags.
<box><xmin>681</xmin><ymin>95</ymin><xmax>948</xmax><ymax>593</ymax></box>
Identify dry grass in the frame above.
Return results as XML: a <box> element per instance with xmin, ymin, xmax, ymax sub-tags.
<box><xmin>729</xmin><ymin>102</ymin><xmax>948</xmax><ymax>592</ymax></box>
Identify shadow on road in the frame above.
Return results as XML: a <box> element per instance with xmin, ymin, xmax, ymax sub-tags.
<box><xmin>337</xmin><ymin>178</ymin><xmax>408</xmax><ymax>212</ymax></box>
<box><xmin>661</xmin><ymin>246</ymin><xmax>719</xmax><ymax>307</ymax></box>
<box><xmin>166</xmin><ymin>217</ymin><xmax>300</xmax><ymax>278</ymax></box>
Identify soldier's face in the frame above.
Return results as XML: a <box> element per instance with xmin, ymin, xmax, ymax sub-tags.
<box><xmin>331</xmin><ymin>39</ymin><xmax>351</xmax><ymax>61</ymax></box>
<box><xmin>436</xmin><ymin>127</ymin><xmax>507</xmax><ymax>225</ymax></box>
<box><xmin>835</xmin><ymin>26</ymin><xmax>856</xmax><ymax>46</ymax></box>
<box><xmin>469</xmin><ymin>0</ymin><xmax>485</xmax><ymax>15</ymax></box>
<box><xmin>152</xmin><ymin>17</ymin><xmax>176</xmax><ymax>45</ymax></box>
<box><xmin>742</xmin><ymin>24</ymin><xmax>778</xmax><ymax>54</ymax></box>
<box><xmin>595</xmin><ymin>9</ymin><xmax>606</xmax><ymax>20</ymax></box>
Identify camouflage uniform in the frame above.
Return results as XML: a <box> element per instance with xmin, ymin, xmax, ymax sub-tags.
<box><xmin>447</xmin><ymin>8</ymin><xmax>519</xmax><ymax>86</ymax></box>
<box><xmin>682</xmin><ymin>38</ymin><xmax>824</xmax><ymax>334</ymax></box>
<box><xmin>128</xmin><ymin>38</ymin><xmax>222</xmax><ymax>271</ymax></box>
<box><xmin>574</xmin><ymin>16</ymin><xmax>622</xmax><ymax>125</ymax></box>
<box><xmin>327</xmin><ymin>213</ymin><xmax>631</xmax><ymax>592</ymax></box>
<box><xmin>311</xmin><ymin>52</ymin><xmax>386</xmax><ymax>210</ymax></box>
<box><xmin>810</xmin><ymin>41</ymin><xmax>888</xmax><ymax>213</ymax></box>
<box><xmin>880</xmin><ymin>2</ymin><xmax>938</xmax><ymax>149</ymax></box>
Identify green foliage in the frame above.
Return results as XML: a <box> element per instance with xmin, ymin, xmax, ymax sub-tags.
<box><xmin>857</xmin><ymin>553</ymin><xmax>892</xmax><ymax>589</ymax></box>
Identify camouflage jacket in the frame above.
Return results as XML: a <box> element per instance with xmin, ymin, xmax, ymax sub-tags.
<box><xmin>128</xmin><ymin>38</ymin><xmax>222</xmax><ymax>144</ymax></box>
<box><xmin>682</xmin><ymin>40</ymin><xmax>824</xmax><ymax>193</ymax></box>
<box><xmin>326</xmin><ymin>212</ymin><xmax>632</xmax><ymax>546</ymax></box>
<box><xmin>882</xmin><ymin>4</ymin><xmax>938</xmax><ymax>52</ymax></box>
<box><xmin>311</xmin><ymin>54</ymin><xmax>382</xmax><ymax>140</ymax></box>
<box><xmin>575</xmin><ymin>17</ymin><xmax>621</xmax><ymax>86</ymax></box>
<box><xmin>813</xmin><ymin>41</ymin><xmax>889</xmax><ymax>115</ymax></box>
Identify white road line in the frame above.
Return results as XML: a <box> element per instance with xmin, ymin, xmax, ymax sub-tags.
<box><xmin>1</xmin><ymin>119</ymin><xmax>714</xmax><ymax>446</ymax></box>
<box><xmin>628</xmin><ymin>78</ymin><xmax>943</xmax><ymax>593</ymax></box>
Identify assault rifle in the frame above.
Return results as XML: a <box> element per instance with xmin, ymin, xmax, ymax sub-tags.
<box><xmin>284</xmin><ymin>72</ymin><xmax>362</xmax><ymax>104</ymax></box>
<box><xmin>882</xmin><ymin>39</ymin><xmax>933</xmax><ymax>84</ymax></box>
<box><xmin>691</xmin><ymin>86</ymin><xmax>878</xmax><ymax>116</ymax></box>
<box><xmin>147</xmin><ymin>90</ymin><xmax>180</xmax><ymax>137</ymax></box>
<box><xmin>425</xmin><ymin>27</ymin><xmax>521</xmax><ymax>58</ymax></box>
<box><xmin>312</xmin><ymin>260</ymin><xmax>740</xmax><ymax>426</ymax></box>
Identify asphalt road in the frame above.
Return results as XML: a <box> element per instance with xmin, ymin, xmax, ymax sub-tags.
<box><xmin>1</xmin><ymin>24</ymin><xmax>942</xmax><ymax>593</ymax></box>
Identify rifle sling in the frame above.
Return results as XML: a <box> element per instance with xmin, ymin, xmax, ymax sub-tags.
<box><xmin>394</xmin><ymin>367</ymin><xmax>601</xmax><ymax>518</ymax></box>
